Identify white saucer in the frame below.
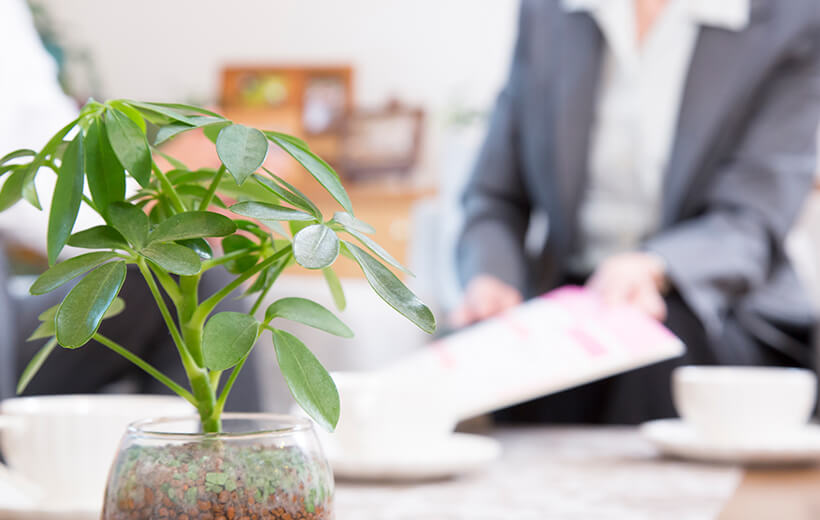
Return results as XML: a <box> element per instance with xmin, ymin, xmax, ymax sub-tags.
<box><xmin>641</xmin><ymin>419</ymin><xmax>820</xmax><ymax>465</ymax></box>
<box><xmin>327</xmin><ymin>433</ymin><xmax>502</xmax><ymax>480</ymax></box>
<box><xmin>0</xmin><ymin>506</ymin><xmax>98</xmax><ymax>520</ymax></box>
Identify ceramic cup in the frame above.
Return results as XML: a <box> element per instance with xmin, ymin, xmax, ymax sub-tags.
<box><xmin>0</xmin><ymin>394</ymin><xmax>193</xmax><ymax>510</ymax></box>
<box><xmin>672</xmin><ymin>366</ymin><xmax>817</xmax><ymax>445</ymax></box>
<box><xmin>317</xmin><ymin>371</ymin><xmax>457</xmax><ymax>459</ymax></box>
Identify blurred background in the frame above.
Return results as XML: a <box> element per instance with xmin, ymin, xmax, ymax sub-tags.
<box><xmin>8</xmin><ymin>0</ymin><xmax>820</xmax><ymax>412</ymax></box>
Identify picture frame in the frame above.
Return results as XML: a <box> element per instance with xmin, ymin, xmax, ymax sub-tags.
<box><xmin>220</xmin><ymin>65</ymin><xmax>353</xmax><ymax>136</ymax></box>
<box><xmin>339</xmin><ymin>100</ymin><xmax>425</xmax><ymax>181</ymax></box>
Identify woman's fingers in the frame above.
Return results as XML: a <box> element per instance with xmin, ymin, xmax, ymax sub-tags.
<box><xmin>450</xmin><ymin>275</ymin><xmax>523</xmax><ymax>327</ymax></box>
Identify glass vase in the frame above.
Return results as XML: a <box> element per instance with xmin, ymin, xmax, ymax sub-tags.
<box><xmin>102</xmin><ymin>413</ymin><xmax>334</xmax><ymax>519</ymax></box>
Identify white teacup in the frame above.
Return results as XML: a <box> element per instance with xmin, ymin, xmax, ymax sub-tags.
<box><xmin>0</xmin><ymin>394</ymin><xmax>194</xmax><ymax>510</ymax></box>
<box><xmin>672</xmin><ymin>366</ymin><xmax>817</xmax><ymax>445</ymax></box>
<box><xmin>317</xmin><ymin>371</ymin><xmax>457</xmax><ymax>459</ymax></box>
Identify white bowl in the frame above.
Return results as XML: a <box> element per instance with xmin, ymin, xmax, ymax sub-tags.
<box><xmin>672</xmin><ymin>366</ymin><xmax>817</xmax><ymax>445</ymax></box>
<box><xmin>0</xmin><ymin>394</ymin><xmax>194</xmax><ymax>510</ymax></box>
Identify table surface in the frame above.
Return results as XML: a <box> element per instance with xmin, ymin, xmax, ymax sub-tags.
<box><xmin>334</xmin><ymin>427</ymin><xmax>820</xmax><ymax>520</ymax></box>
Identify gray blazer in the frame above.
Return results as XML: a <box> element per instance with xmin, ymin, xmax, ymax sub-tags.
<box><xmin>458</xmin><ymin>0</ymin><xmax>820</xmax><ymax>364</ymax></box>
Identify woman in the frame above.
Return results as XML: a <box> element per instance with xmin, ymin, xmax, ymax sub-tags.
<box><xmin>454</xmin><ymin>0</ymin><xmax>820</xmax><ymax>423</ymax></box>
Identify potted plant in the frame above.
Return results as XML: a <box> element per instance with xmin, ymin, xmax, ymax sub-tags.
<box><xmin>0</xmin><ymin>99</ymin><xmax>436</xmax><ymax>517</ymax></box>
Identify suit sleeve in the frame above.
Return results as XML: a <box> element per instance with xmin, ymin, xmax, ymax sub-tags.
<box><xmin>456</xmin><ymin>0</ymin><xmax>533</xmax><ymax>293</ymax></box>
<box><xmin>645</xmin><ymin>19</ymin><xmax>820</xmax><ymax>338</ymax></box>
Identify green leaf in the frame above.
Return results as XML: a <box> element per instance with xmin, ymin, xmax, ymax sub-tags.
<box><xmin>30</xmin><ymin>251</ymin><xmax>120</xmax><ymax>295</ymax></box>
<box><xmin>17</xmin><ymin>337</ymin><xmax>58</xmax><ymax>394</ymax></box>
<box><xmin>346</xmin><ymin>227</ymin><xmax>413</xmax><ymax>276</ymax></box>
<box><xmin>331</xmin><ymin>212</ymin><xmax>375</xmax><ymax>234</ymax></box>
<box><xmin>103</xmin><ymin>296</ymin><xmax>126</xmax><ymax>319</ymax></box>
<box><xmin>30</xmin><ymin>294</ymin><xmax>122</xmax><ymax>344</ymax></box>
<box><xmin>126</xmin><ymin>101</ymin><xmax>198</xmax><ymax>126</ymax></box>
<box><xmin>21</xmin><ymin>169</ymin><xmax>41</xmax><ymax>210</ymax></box>
<box><xmin>246</xmin><ymin>265</ymin><xmax>273</xmax><ymax>295</ymax></box>
<box><xmin>0</xmin><ymin>167</ymin><xmax>27</xmax><ymax>212</ymax></box>
<box><xmin>19</xmin><ymin>117</ymin><xmax>81</xmax><ymax>211</ymax></box>
<box><xmin>56</xmin><ymin>261</ymin><xmax>127</xmax><ymax>348</ymax></box>
<box><xmin>147</xmin><ymin>211</ymin><xmax>237</xmax><ymax>244</ymax></box>
<box><xmin>68</xmin><ymin>226</ymin><xmax>129</xmax><ymax>250</ymax></box>
<box><xmin>147</xmin><ymin>196</ymin><xmax>172</xmax><ymax>226</ymax></box>
<box><xmin>84</xmin><ymin>118</ymin><xmax>126</xmax><ymax>215</ymax></box>
<box><xmin>141</xmin><ymin>242</ymin><xmax>201</xmax><ymax>275</ymax></box>
<box><xmin>343</xmin><ymin>242</ymin><xmax>435</xmax><ymax>334</ymax></box>
<box><xmin>27</xmin><ymin>320</ymin><xmax>55</xmax><ymax>341</ymax></box>
<box><xmin>202</xmin><ymin>312</ymin><xmax>260</xmax><ymax>371</ymax></box>
<box><xmin>176</xmin><ymin>185</ymin><xmax>226</xmax><ymax>208</ymax></box>
<box><xmin>108</xmin><ymin>202</ymin><xmax>150</xmax><ymax>248</ymax></box>
<box><xmin>202</xmin><ymin>120</ymin><xmax>232</xmax><ymax>144</ymax></box>
<box><xmin>155</xmin><ymin>149</ymin><xmax>188</xmax><ymax>170</ymax></box>
<box><xmin>230</xmin><ymin>201</ymin><xmax>315</xmax><ymax>222</ymax></box>
<box><xmin>322</xmin><ymin>267</ymin><xmax>346</xmax><ymax>311</ymax></box>
<box><xmin>265</xmin><ymin>297</ymin><xmax>352</xmax><ymax>338</ymax></box>
<box><xmin>266</xmin><ymin>132</ymin><xmax>352</xmax><ymax>213</ymax></box>
<box><xmin>221</xmin><ymin>235</ymin><xmax>259</xmax><ymax>274</ymax></box>
<box><xmin>152</xmin><ymin>123</ymin><xmax>191</xmax><ymax>144</ymax></box>
<box><xmin>109</xmin><ymin>100</ymin><xmax>147</xmax><ymax>133</ymax></box>
<box><xmin>289</xmin><ymin>220</ymin><xmax>311</xmax><ymax>237</ymax></box>
<box><xmin>272</xmin><ymin>329</ymin><xmax>339</xmax><ymax>432</ymax></box>
<box><xmin>177</xmin><ymin>238</ymin><xmax>213</xmax><ymax>259</ymax></box>
<box><xmin>0</xmin><ymin>163</ymin><xmax>20</xmax><ymax>178</ymax></box>
<box><xmin>47</xmin><ymin>133</ymin><xmax>84</xmax><ymax>265</ymax></box>
<box><xmin>293</xmin><ymin>225</ymin><xmax>339</xmax><ymax>270</ymax></box>
<box><xmin>154</xmin><ymin>117</ymin><xmax>228</xmax><ymax>146</ymax></box>
<box><xmin>38</xmin><ymin>296</ymin><xmax>124</xmax><ymax>325</ymax></box>
<box><xmin>258</xmin><ymin>169</ymin><xmax>322</xmax><ymax>218</ymax></box>
<box><xmin>104</xmin><ymin>108</ymin><xmax>151</xmax><ymax>187</ymax></box>
<box><xmin>265</xmin><ymin>131</ymin><xmax>310</xmax><ymax>150</ymax></box>
<box><xmin>133</xmin><ymin>101</ymin><xmax>223</xmax><ymax>119</ymax></box>
<box><xmin>37</xmin><ymin>304</ymin><xmax>59</xmax><ymax>323</ymax></box>
<box><xmin>216</xmin><ymin>124</ymin><xmax>268</xmax><ymax>185</ymax></box>
<box><xmin>0</xmin><ymin>149</ymin><xmax>35</xmax><ymax>165</ymax></box>
<box><xmin>234</xmin><ymin>220</ymin><xmax>271</xmax><ymax>240</ymax></box>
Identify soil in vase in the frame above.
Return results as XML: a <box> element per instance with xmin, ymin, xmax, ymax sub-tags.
<box><xmin>103</xmin><ymin>440</ymin><xmax>333</xmax><ymax>519</ymax></box>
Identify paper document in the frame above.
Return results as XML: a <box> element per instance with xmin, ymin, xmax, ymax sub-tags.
<box><xmin>385</xmin><ymin>286</ymin><xmax>686</xmax><ymax>420</ymax></box>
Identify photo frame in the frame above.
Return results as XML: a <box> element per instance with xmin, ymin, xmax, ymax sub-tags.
<box><xmin>339</xmin><ymin>100</ymin><xmax>425</xmax><ymax>181</ymax></box>
<box><xmin>221</xmin><ymin>66</ymin><xmax>353</xmax><ymax>136</ymax></box>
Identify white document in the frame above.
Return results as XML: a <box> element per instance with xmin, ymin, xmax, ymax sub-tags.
<box><xmin>384</xmin><ymin>286</ymin><xmax>686</xmax><ymax>420</ymax></box>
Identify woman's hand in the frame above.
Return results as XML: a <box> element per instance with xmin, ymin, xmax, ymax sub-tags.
<box><xmin>450</xmin><ymin>275</ymin><xmax>523</xmax><ymax>327</ymax></box>
<box><xmin>587</xmin><ymin>252</ymin><xmax>669</xmax><ymax>321</ymax></box>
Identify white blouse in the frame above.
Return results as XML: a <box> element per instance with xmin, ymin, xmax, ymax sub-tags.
<box><xmin>562</xmin><ymin>0</ymin><xmax>750</xmax><ymax>272</ymax></box>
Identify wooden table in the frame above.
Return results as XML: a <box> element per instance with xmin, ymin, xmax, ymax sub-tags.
<box><xmin>334</xmin><ymin>427</ymin><xmax>819</xmax><ymax>519</ymax></box>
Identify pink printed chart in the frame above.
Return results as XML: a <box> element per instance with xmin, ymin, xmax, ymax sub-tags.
<box><xmin>387</xmin><ymin>286</ymin><xmax>686</xmax><ymax>420</ymax></box>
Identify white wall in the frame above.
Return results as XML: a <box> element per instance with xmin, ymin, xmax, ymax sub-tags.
<box><xmin>34</xmin><ymin>0</ymin><xmax>518</xmax><ymax>115</ymax></box>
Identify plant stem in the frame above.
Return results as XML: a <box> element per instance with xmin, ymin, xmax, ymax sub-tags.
<box><xmin>217</xmin><ymin>256</ymin><xmax>290</xmax><ymax>413</ymax></box>
<box><xmin>151</xmin><ymin>162</ymin><xmax>186</xmax><ymax>213</ymax></box>
<box><xmin>136</xmin><ymin>257</ymin><xmax>194</xmax><ymax>370</ymax></box>
<box><xmin>189</xmin><ymin>367</ymin><xmax>220</xmax><ymax>433</ymax></box>
<box><xmin>193</xmin><ymin>246</ymin><xmax>292</xmax><ymax>324</ymax></box>
<box><xmin>94</xmin><ymin>333</ymin><xmax>196</xmax><ymax>404</ymax></box>
<box><xmin>199</xmin><ymin>164</ymin><xmax>226</xmax><ymax>210</ymax></box>
<box><xmin>200</xmin><ymin>247</ymin><xmax>257</xmax><ymax>271</ymax></box>
<box><xmin>250</xmin><ymin>253</ymin><xmax>291</xmax><ymax>315</ymax></box>
<box><xmin>139</xmin><ymin>260</ymin><xmax>219</xmax><ymax>431</ymax></box>
<box><xmin>216</xmin><ymin>355</ymin><xmax>247</xmax><ymax>414</ymax></box>
<box><xmin>179</xmin><ymin>275</ymin><xmax>204</xmax><ymax>365</ymax></box>
<box><xmin>172</xmin><ymin>274</ymin><xmax>220</xmax><ymax>432</ymax></box>
<box><xmin>147</xmin><ymin>262</ymin><xmax>182</xmax><ymax>303</ymax></box>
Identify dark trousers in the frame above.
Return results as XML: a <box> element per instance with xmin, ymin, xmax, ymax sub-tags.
<box><xmin>9</xmin><ymin>265</ymin><xmax>261</xmax><ymax>413</ymax></box>
<box><xmin>495</xmin><ymin>290</ymin><xmax>800</xmax><ymax>425</ymax></box>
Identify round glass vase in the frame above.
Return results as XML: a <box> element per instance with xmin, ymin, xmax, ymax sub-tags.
<box><xmin>102</xmin><ymin>413</ymin><xmax>334</xmax><ymax>519</ymax></box>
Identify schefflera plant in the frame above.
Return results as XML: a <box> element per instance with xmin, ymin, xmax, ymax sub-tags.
<box><xmin>0</xmin><ymin>99</ymin><xmax>435</xmax><ymax>433</ymax></box>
